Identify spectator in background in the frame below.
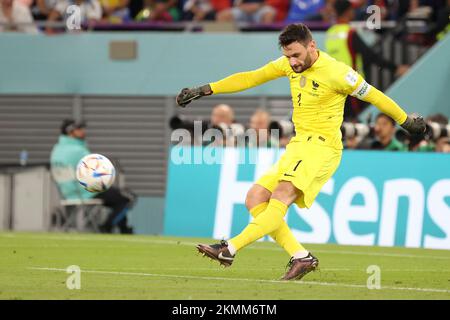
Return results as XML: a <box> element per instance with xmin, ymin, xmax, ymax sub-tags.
<box><xmin>325</xmin><ymin>0</ymin><xmax>409</xmax><ymax>120</ymax></box>
<box><xmin>390</xmin><ymin>0</ymin><xmax>449</xmax><ymax>45</ymax></box>
<box><xmin>392</xmin><ymin>0</ymin><xmax>446</xmax><ymax>20</ymax></box>
<box><xmin>210</xmin><ymin>103</ymin><xmax>234</xmax><ymax>127</ymax></box>
<box><xmin>412</xmin><ymin>113</ymin><xmax>450</xmax><ymax>152</ymax></box>
<box><xmin>100</xmin><ymin>0</ymin><xmax>131</xmax><ymax>22</ymax></box>
<box><xmin>182</xmin><ymin>0</ymin><xmax>230</xmax><ymax>21</ymax></box>
<box><xmin>435</xmin><ymin>137</ymin><xmax>450</xmax><ymax>153</ymax></box>
<box><xmin>127</xmin><ymin>0</ymin><xmax>143</xmax><ymax>19</ymax></box>
<box><xmin>210</xmin><ymin>0</ymin><xmax>231</xmax><ymax>16</ymax></box>
<box><xmin>429</xmin><ymin>114</ymin><xmax>450</xmax><ymax>153</ymax></box>
<box><xmin>135</xmin><ymin>0</ymin><xmax>180</xmax><ymax>22</ymax></box>
<box><xmin>16</xmin><ymin>0</ymin><xmax>33</xmax><ymax>12</ymax></box>
<box><xmin>208</xmin><ymin>103</ymin><xmax>238</xmax><ymax>146</ymax></box>
<box><xmin>169</xmin><ymin>103</ymin><xmax>238</xmax><ymax>146</ymax></box>
<box><xmin>46</xmin><ymin>0</ymin><xmax>102</xmax><ymax>33</ymax></box>
<box><xmin>359</xmin><ymin>113</ymin><xmax>407</xmax><ymax>151</ymax></box>
<box><xmin>287</xmin><ymin>0</ymin><xmax>337</xmax><ymax>23</ymax></box>
<box><xmin>285</xmin><ymin>0</ymin><xmax>325</xmax><ymax>23</ymax></box>
<box><xmin>50</xmin><ymin>119</ymin><xmax>134</xmax><ymax>234</ymax></box>
<box><xmin>317</xmin><ymin>0</ymin><xmax>337</xmax><ymax>23</ymax></box>
<box><xmin>216</xmin><ymin>0</ymin><xmax>276</xmax><ymax>24</ymax></box>
<box><xmin>265</xmin><ymin>0</ymin><xmax>289</xmax><ymax>22</ymax></box>
<box><xmin>0</xmin><ymin>0</ymin><xmax>39</xmax><ymax>33</ymax></box>
<box><xmin>182</xmin><ymin>0</ymin><xmax>216</xmax><ymax>21</ymax></box>
<box><xmin>33</xmin><ymin>0</ymin><xmax>58</xmax><ymax>20</ymax></box>
<box><xmin>391</xmin><ymin>0</ymin><xmax>414</xmax><ymax>19</ymax></box>
<box><xmin>425</xmin><ymin>0</ymin><xmax>449</xmax><ymax>42</ymax></box>
<box><xmin>247</xmin><ymin>109</ymin><xmax>279</xmax><ymax>147</ymax></box>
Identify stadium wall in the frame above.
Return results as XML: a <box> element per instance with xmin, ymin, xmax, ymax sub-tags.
<box><xmin>164</xmin><ymin>147</ymin><xmax>450</xmax><ymax>250</ymax></box>
<box><xmin>0</xmin><ymin>32</ymin><xmax>307</xmax><ymax>96</ymax></box>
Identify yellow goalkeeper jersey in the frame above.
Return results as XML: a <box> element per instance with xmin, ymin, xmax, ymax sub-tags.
<box><xmin>210</xmin><ymin>50</ymin><xmax>407</xmax><ymax>150</ymax></box>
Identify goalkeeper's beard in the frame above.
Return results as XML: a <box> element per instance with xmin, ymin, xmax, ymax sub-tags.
<box><xmin>291</xmin><ymin>52</ymin><xmax>313</xmax><ymax>73</ymax></box>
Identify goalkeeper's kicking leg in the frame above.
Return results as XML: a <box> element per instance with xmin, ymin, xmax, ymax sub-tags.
<box><xmin>245</xmin><ymin>185</ymin><xmax>310</xmax><ymax>259</ymax></box>
<box><xmin>196</xmin><ymin>182</ymin><xmax>318</xmax><ymax>280</ymax></box>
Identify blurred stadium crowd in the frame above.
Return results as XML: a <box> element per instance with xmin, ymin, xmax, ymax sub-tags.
<box><xmin>170</xmin><ymin>105</ymin><xmax>450</xmax><ymax>152</ymax></box>
<box><xmin>0</xmin><ymin>0</ymin><xmax>449</xmax><ymax>34</ymax></box>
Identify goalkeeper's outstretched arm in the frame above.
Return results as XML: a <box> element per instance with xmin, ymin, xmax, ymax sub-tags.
<box><xmin>361</xmin><ymin>86</ymin><xmax>426</xmax><ymax>134</ymax></box>
<box><xmin>176</xmin><ymin>62</ymin><xmax>284</xmax><ymax>107</ymax></box>
<box><xmin>209</xmin><ymin>64</ymin><xmax>282</xmax><ymax>94</ymax></box>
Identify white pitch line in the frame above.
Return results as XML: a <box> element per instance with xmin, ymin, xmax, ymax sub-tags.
<box><xmin>4</xmin><ymin>233</ymin><xmax>450</xmax><ymax>260</ymax></box>
<box><xmin>95</xmin><ymin>267</ymin><xmax>355</xmax><ymax>272</ymax></box>
<box><xmin>29</xmin><ymin>267</ymin><xmax>450</xmax><ymax>294</ymax></box>
<box><xmin>308</xmin><ymin>249</ymin><xmax>450</xmax><ymax>260</ymax></box>
<box><xmin>59</xmin><ymin>266</ymin><xmax>449</xmax><ymax>273</ymax></box>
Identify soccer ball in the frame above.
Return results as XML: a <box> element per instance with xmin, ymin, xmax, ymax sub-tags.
<box><xmin>76</xmin><ymin>154</ymin><xmax>116</xmax><ymax>193</ymax></box>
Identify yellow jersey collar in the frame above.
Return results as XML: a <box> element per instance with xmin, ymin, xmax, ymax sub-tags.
<box><xmin>307</xmin><ymin>50</ymin><xmax>324</xmax><ymax>72</ymax></box>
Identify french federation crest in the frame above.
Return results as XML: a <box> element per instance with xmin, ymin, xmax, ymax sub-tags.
<box><xmin>300</xmin><ymin>76</ymin><xmax>307</xmax><ymax>88</ymax></box>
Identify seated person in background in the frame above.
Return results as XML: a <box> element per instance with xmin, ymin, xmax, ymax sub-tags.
<box><xmin>169</xmin><ymin>103</ymin><xmax>237</xmax><ymax>146</ymax></box>
<box><xmin>100</xmin><ymin>0</ymin><xmax>131</xmax><ymax>22</ymax></box>
<box><xmin>127</xmin><ymin>0</ymin><xmax>143</xmax><ymax>19</ymax></box>
<box><xmin>265</xmin><ymin>0</ymin><xmax>289</xmax><ymax>22</ymax></box>
<box><xmin>291</xmin><ymin>0</ymin><xmax>339</xmax><ymax>22</ymax></box>
<box><xmin>359</xmin><ymin>113</ymin><xmax>408</xmax><ymax>151</ymax></box>
<box><xmin>424</xmin><ymin>0</ymin><xmax>450</xmax><ymax>42</ymax></box>
<box><xmin>247</xmin><ymin>109</ymin><xmax>279</xmax><ymax>148</ymax></box>
<box><xmin>216</xmin><ymin>0</ymin><xmax>276</xmax><ymax>24</ymax></box>
<box><xmin>285</xmin><ymin>0</ymin><xmax>325</xmax><ymax>23</ymax></box>
<box><xmin>17</xmin><ymin>0</ymin><xmax>32</xmax><ymax>5</ymax></box>
<box><xmin>50</xmin><ymin>119</ymin><xmax>133</xmax><ymax>234</ymax></box>
<box><xmin>0</xmin><ymin>0</ymin><xmax>39</xmax><ymax>33</ymax></box>
<box><xmin>46</xmin><ymin>0</ymin><xmax>102</xmax><ymax>33</ymax></box>
<box><xmin>210</xmin><ymin>103</ymin><xmax>234</xmax><ymax>128</ymax></box>
<box><xmin>33</xmin><ymin>0</ymin><xmax>58</xmax><ymax>20</ymax></box>
<box><xmin>182</xmin><ymin>0</ymin><xmax>222</xmax><ymax>21</ymax></box>
<box><xmin>413</xmin><ymin>113</ymin><xmax>450</xmax><ymax>153</ymax></box>
<box><xmin>315</xmin><ymin>0</ymin><xmax>337</xmax><ymax>23</ymax></box>
<box><xmin>435</xmin><ymin>137</ymin><xmax>450</xmax><ymax>153</ymax></box>
<box><xmin>208</xmin><ymin>103</ymin><xmax>237</xmax><ymax>146</ymax></box>
<box><xmin>135</xmin><ymin>0</ymin><xmax>180</xmax><ymax>22</ymax></box>
<box><xmin>395</xmin><ymin>0</ymin><xmax>446</xmax><ymax>20</ymax></box>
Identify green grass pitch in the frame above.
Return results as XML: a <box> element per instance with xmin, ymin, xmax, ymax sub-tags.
<box><xmin>1</xmin><ymin>232</ymin><xmax>449</xmax><ymax>300</ymax></box>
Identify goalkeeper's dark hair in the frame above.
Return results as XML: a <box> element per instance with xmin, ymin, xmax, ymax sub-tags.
<box><xmin>278</xmin><ymin>23</ymin><xmax>313</xmax><ymax>48</ymax></box>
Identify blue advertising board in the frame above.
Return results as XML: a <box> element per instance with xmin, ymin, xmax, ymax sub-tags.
<box><xmin>164</xmin><ymin>147</ymin><xmax>450</xmax><ymax>250</ymax></box>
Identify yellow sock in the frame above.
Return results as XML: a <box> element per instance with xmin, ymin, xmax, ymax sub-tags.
<box><xmin>248</xmin><ymin>202</ymin><xmax>305</xmax><ymax>256</ymax></box>
<box><xmin>229</xmin><ymin>199</ymin><xmax>288</xmax><ymax>251</ymax></box>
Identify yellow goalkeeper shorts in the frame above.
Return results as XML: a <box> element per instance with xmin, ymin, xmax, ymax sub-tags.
<box><xmin>256</xmin><ymin>134</ymin><xmax>342</xmax><ymax>208</ymax></box>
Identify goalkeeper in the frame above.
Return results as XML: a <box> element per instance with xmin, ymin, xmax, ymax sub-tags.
<box><xmin>176</xmin><ymin>23</ymin><xmax>425</xmax><ymax>281</ymax></box>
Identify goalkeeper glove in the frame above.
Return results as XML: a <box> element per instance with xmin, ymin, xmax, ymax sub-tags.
<box><xmin>176</xmin><ymin>84</ymin><xmax>212</xmax><ymax>107</ymax></box>
<box><xmin>400</xmin><ymin>113</ymin><xmax>426</xmax><ymax>135</ymax></box>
